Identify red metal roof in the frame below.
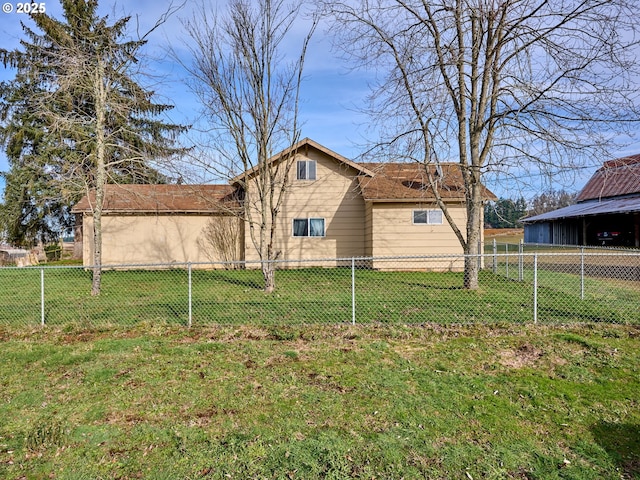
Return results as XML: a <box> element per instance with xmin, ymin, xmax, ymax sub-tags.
<box><xmin>577</xmin><ymin>154</ymin><xmax>640</xmax><ymax>201</ymax></box>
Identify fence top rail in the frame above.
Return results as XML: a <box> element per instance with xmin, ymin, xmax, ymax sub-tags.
<box><xmin>1</xmin><ymin>250</ymin><xmax>638</xmax><ymax>272</ymax></box>
<box><xmin>521</xmin><ymin>242</ymin><xmax>640</xmax><ymax>252</ymax></box>
<box><xmin>490</xmin><ymin>251</ymin><xmax>640</xmax><ymax>258</ymax></box>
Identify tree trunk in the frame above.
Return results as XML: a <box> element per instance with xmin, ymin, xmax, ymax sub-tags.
<box><xmin>91</xmin><ymin>59</ymin><xmax>107</xmax><ymax>296</ymax></box>
<box><xmin>463</xmin><ymin>240</ymin><xmax>480</xmax><ymax>290</ymax></box>
<box><xmin>463</xmin><ymin>177</ymin><xmax>483</xmax><ymax>290</ymax></box>
<box><xmin>262</xmin><ymin>238</ymin><xmax>277</xmax><ymax>293</ymax></box>
<box><xmin>91</xmin><ymin>205</ymin><xmax>102</xmax><ymax>296</ymax></box>
<box><xmin>263</xmin><ymin>263</ymin><xmax>276</xmax><ymax>293</ymax></box>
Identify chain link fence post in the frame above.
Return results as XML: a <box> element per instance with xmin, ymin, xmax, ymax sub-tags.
<box><xmin>533</xmin><ymin>253</ymin><xmax>538</xmax><ymax>324</ymax></box>
<box><xmin>40</xmin><ymin>267</ymin><xmax>45</xmax><ymax>327</ymax></box>
<box><xmin>518</xmin><ymin>240</ymin><xmax>524</xmax><ymax>281</ymax></box>
<box><xmin>580</xmin><ymin>247</ymin><xmax>585</xmax><ymax>300</ymax></box>
<box><xmin>188</xmin><ymin>263</ymin><xmax>193</xmax><ymax>328</ymax></box>
<box><xmin>351</xmin><ymin>257</ymin><xmax>356</xmax><ymax>325</ymax></box>
<box><xmin>505</xmin><ymin>243</ymin><xmax>509</xmax><ymax>279</ymax></box>
<box><xmin>492</xmin><ymin>239</ymin><xmax>497</xmax><ymax>274</ymax></box>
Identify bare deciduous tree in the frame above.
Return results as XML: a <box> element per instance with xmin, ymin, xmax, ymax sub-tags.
<box><xmin>324</xmin><ymin>0</ymin><xmax>640</xmax><ymax>289</ymax></box>
<box><xmin>179</xmin><ymin>0</ymin><xmax>317</xmax><ymax>292</ymax></box>
<box><xmin>197</xmin><ymin>216</ymin><xmax>242</xmax><ymax>267</ymax></box>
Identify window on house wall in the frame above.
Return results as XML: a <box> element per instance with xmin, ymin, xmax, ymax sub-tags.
<box><xmin>292</xmin><ymin>218</ymin><xmax>325</xmax><ymax>237</ymax></box>
<box><xmin>413</xmin><ymin>209</ymin><xmax>443</xmax><ymax>225</ymax></box>
<box><xmin>296</xmin><ymin>160</ymin><xmax>316</xmax><ymax>180</ymax></box>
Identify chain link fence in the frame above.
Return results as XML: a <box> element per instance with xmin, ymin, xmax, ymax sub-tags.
<box><xmin>1</xmin><ymin>252</ymin><xmax>639</xmax><ymax>328</ymax></box>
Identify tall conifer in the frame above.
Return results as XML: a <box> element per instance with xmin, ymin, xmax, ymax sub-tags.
<box><xmin>0</xmin><ymin>0</ymin><xmax>186</xmax><ymax>293</ymax></box>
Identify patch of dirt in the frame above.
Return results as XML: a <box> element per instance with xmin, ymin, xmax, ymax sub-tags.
<box><xmin>498</xmin><ymin>343</ymin><xmax>543</xmax><ymax>368</ymax></box>
<box><xmin>306</xmin><ymin>372</ymin><xmax>354</xmax><ymax>394</ymax></box>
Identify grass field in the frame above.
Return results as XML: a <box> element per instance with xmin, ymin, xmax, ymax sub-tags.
<box><xmin>1</xmin><ymin>263</ymin><xmax>639</xmax><ymax>327</ymax></box>
<box><xmin>0</xmin><ymin>323</ymin><xmax>638</xmax><ymax>479</ymax></box>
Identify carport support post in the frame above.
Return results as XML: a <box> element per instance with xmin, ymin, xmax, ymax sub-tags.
<box><xmin>188</xmin><ymin>263</ymin><xmax>192</xmax><ymax>328</ymax></box>
<box><xmin>40</xmin><ymin>267</ymin><xmax>45</xmax><ymax>326</ymax></box>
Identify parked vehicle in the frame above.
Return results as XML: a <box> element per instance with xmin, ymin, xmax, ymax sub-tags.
<box><xmin>597</xmin><ymin>231</ymin><xmax>623</xmax><ymax>245</ymax></box>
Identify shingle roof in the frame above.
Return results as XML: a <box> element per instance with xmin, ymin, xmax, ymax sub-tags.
<box><xmin>577</xmin><ymin>154</ymin><xmax>640</xmax><ymax>202</ymax></box>
<box><xmin>71</xmin><ymin>184</ymin><xmax>239</xmax><ymax>214</ymax></box>
<box><xmin>72</xmin><ymin>143</ymin><xmax>497</xmax><ymax>214</ymax></box>
<box><xmin>357</xmin><ymin>162</ymin><xmax>496</xmax><ymax>202</ymax></box>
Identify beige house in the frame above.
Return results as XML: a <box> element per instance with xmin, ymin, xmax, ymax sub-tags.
<box><xmin>73</xmin><ymin>184</ymin><xmax>241</xmax><ymax>266</ymax></box>
<box><xmin>73</xmin><ymin>138</ymin><xmax>496</xmax><ymax>268</ymax></box>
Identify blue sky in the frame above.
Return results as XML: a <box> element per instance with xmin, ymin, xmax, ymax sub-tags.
<box><xmin>0</xmin><ymin>0</ymin><xmax>373</xmax><ymax>194</ymax></box>
<box><xmin>1</xmin><ymin>0</ymin><xmax>639</xmax><ymax>201</ymax></box>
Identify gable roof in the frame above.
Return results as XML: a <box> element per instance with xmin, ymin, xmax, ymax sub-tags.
<box><xmin>576</xmin><ymin>154</ymin><xmax>640</xmax><ymax>202</ymax></box>
<box><xmin>230</xmin><ymin>137</ymin><xmax>375</xmax><ymax>183</ymax></box>
<box><xmin>357</xmin><ymin>162</ymin><xmax>497</xmax><ymax>202</ymax></box>
<box><xmin>72</xmin><ymin>140</ymin><xmax>497</xmax><ymax>214</ymax></box>
<box><xmin>72</xmin><ymin>184</ymin><xmax>239</xmax><ymax>214</ymax></box>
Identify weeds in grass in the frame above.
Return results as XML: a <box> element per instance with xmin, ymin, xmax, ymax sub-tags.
<box><xmin>0</xmin><ymin>324</ymin><xmax>638</xmax><ymax>478</ymax></box>
<box><xmin>24</xmin><ymin>417</ymin><xmax>67</xmax><ymax>451</ymax></box>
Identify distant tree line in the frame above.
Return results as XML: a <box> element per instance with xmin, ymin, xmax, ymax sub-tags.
<box><xmin>484</xmin><ymin>190</ymin><xmax>577</xmax><ymax>228</ymax></box>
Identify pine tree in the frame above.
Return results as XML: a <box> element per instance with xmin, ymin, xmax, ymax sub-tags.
<box><xmin>485</xmin><ymin>197</ymin><xmax>528</xmax><ymax>228</ymax></box>
<box><xmin>0</xmin><ymin>0</ymin><xmax>187</xmax><ymax>293</ymax></box>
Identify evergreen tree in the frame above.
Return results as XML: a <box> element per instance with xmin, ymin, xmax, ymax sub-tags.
<box><xmin>485</xmin><ymin>197</ymin><xmax>527</xmax><ymax>228</ymax></box>
<box><xmin>0</xmin><ymin>0</ymin><xmax>186</xmax><ymax>293</ymax></box>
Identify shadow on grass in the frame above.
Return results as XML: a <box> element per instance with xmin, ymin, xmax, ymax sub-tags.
<box><xmin>405</xmin><ymin>282</ymin><xmax>465</xmax><ymax>290</ymax></box>
<box><xmin>194</xmin><ymin>271</ymin><xmax>263</xmax><ymax>290</ymax></box>
<box><xmin>591</xmin><ymin>422</ymin><xmax>640</xmax><ymax>478</ymax></box>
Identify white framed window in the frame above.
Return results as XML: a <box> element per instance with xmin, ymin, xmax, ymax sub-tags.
<box><xmin>292</xmin><ymin>218</ymin><xmax>325</xmax><ymax>237</ymax></box>
<box><xmin>413</xmin><ymin>209</ymin><xmax>443</xmax><ymax>225</ymax></box>
<box><xmin>296</xmin><ymin>160</ymin><xmax>316</xmax><ymax>180</ymax></box>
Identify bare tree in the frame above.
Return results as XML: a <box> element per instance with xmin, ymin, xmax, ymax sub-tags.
<box><xmin>197</xmin><ymin>216</ymin><xmax>242</xmax><ymax>267</ymax></box>
<box><xmin>179</xmin><ymin>0</ymin><xmax>317</xmax><ymax>292</ymax></box>
<box><xmin>324</xmin><ymin>0</ymin><xmax>640</xmax><ymax>289</ymax></box>
<box><xmin>528</xmin><ymin>190</ymin><xmax>577</xmax><ymax>217</ymax></box>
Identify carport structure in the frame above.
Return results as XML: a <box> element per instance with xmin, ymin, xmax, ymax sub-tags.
<box><xmin>523</xmin><ymin>155</ymin><xmax>640</xmax><ymax>247</ymax></box>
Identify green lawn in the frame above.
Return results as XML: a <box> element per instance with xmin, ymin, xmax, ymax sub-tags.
<box><xmin>0</xmin><ymin>265</ymin><xmax>638</xmax><ymax>327</ymax></box>
<box><xmin>0</xmin><ymin>323</ymin><xmax>638</xmax><ymax>479</ymax></box>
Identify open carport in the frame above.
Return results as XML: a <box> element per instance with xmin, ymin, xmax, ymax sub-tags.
<box><xmin>523</xmin><ymin>155</ymin><xmax>640</xmax><ymax>247</ymax></box>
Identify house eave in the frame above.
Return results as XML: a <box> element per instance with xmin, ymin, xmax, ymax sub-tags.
<box><xmin>366</xmin><ymin>197</ymin><xmax>467</xmax><ymax>203</ymax></box>
<box><xmin>230</xmin><ymin>138</ymin><xmax>375</xmax><ymax>184</ymax></box>
<box><xmin>77</xmin><ymin>209</ymin><xmax>239</xmax><ymax>216</ymax></box>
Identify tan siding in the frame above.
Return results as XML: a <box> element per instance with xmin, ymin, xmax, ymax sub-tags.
<box><xmin>370</xmin><ymin>202</ymin><xmax>467</xmax><ymax>270</ymax></box>
<box><xmin>244</xmin><ymin>148</ymin><xmax>366</xmax><ymax>264</ymax></box>
<box><xmin>82</xmin><ymin>214</ymin><xmax>242</xmax><ymax>267</ymax></box>
<box><xmin>365</xmin><ymin>202</ymin><xmax>373</xmax><ymax>256</ymax></box>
